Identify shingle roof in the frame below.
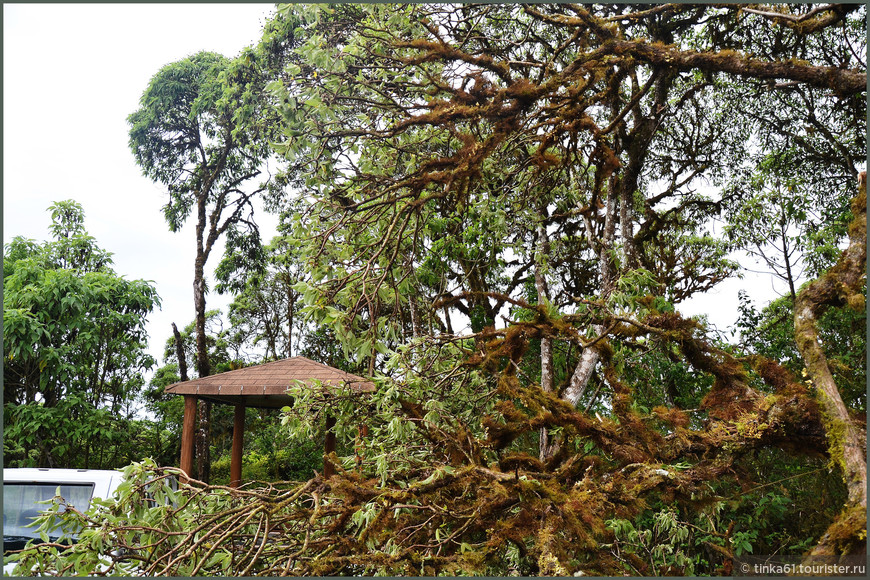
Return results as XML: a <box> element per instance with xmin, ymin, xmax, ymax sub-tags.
<box><xmin>164</xmin><ymin>356</ymin><xmax>375</xmax><ymax>408</ymax></box>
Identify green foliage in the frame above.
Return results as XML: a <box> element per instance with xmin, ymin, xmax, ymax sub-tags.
<box><xmin>736</xmin><ymin>291</ymin><xmax>866</xmax><ymax>412</ymax></box>
<box><xmin>217</xmin><ymin>235</ymin><xmax>304</xmax><ymax>360</ymax></box>
<box><xmin>816</xmin><ymin>298</ymin><xmax>867</xmax><ymax>413</ymax></box>
<box><xmin>3</xmin><ymin>395</ymin><xmax>169</xmax><ymax>470</ymax></box>
<box><xmin>127</xmin><ymin>52</ymin><xmax>264</xmax><ymax>219</ymax></box>
<box><xmin>211</xmin><ymin>436</ymin><xmax>322</xmax><ymax>484</ymax></box>
<box><xmin>607</xmin><ymin>458</ymin><xmax>844</xmax><ymax>575</ymax></box>
<box><xmin>16</xmin><ymin>3</ymin><xmax>864</xmax><ymax>575</ymax></box>
<box><xmin>606</xmin><ymin>508</ymin><xmax>700</xmax><ymax>575</ymax></box>
<box><xmin>44</xmin><ymin>200</ymin><xmax>114</xmax><ymax>271</ymax></box>
<box><xmin>3</xmin><ymin>201</ymin><xmax>159</xmax><ymax>468</ymax></box>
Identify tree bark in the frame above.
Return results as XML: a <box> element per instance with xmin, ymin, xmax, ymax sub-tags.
<box><xmin>794</xmin><ymin>173</ymin><xmax>866</xmax><ymax>507</ymax></box>
<box><xmin>523</xmin><ymin>4</ymin><xmax>865</xmax><ymax>97</ymax></box>
<box><xmin>794</xmin><ymin>173</ymin><xmax>866</xmax><ymax>553</ymax></box>
<box><xmin>287</xmin><ymin>280</ymin><xmax>295</xmax><ymax>358</ymax></box>
<box><xmin>535</xmin><ymin>220</ymin><xmax>556</xmax><ymax>460</ymax></box>
<box><xmin>171</xmin><ymin>322</ymin><xmax>189</xmax><ymax>382</ymax></box>
<box><xmin>193</xmin><ymin>198</ymin><xmax>212</xmax><ymax>483</ymax></box>
<box><xmin>566</xmin><ymin>177</ymin><xmax>621</xmax><ymax>408</ymax></box>
<box><xmin>193</xmin><ymin>257</ymin><xmax>210</xmax><ymax>380</ymax></box>
<box><xmin>195</xmin><ymin>400</ymin><xmax>211</xmax><ymax>483</ymax></box>
<box><xmin>562</xmin><ymin>341</ymin><xmax>602</xmax><ymax>408</ymax></box>
<box><xmin>409</xmin><ymin>294</ymin><xmax>422</xmax><ymax>339</ymax></box>
<box><xmin>612</xmin><ymin>40</ymin><xmax>866</xmax><ymax>98</ymax></box>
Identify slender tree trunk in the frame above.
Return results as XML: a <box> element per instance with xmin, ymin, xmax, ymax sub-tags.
<box><xmin>195</xmin><ymin>403</ymin><xmax>211</xmax><ymax>482</ymax></box>
<box><xmin>409</xmin><ymin>295</ymin><xmax>422</xmax><ymax>339</ymax></box>
<box><xmin>599</xmin><ymin>180</ymin><xmax>619</xmax><ymax>298</ymax></box>
<box><xmin>778</xmin><ymin>212</ymin><xmax>798</xmax><ymax>302</ymax></box>
<box><xmin>562</xmin><ymin>340</ymin><xmax>603</xmax><ymax>408</ymax></box>
<box><xmin>193</xmin><ymin>259</ymin><xmax>210</xmax><ymax>379</ymax></box>
<box><xmin>192</xmin><ymin>270</ymin><xmax>212</xmax><ymax>483</ymax></box>
<box><xmin>171</xmin><ymin>322</ymin><xmax>189</xmax><ymax>382</ymax></box>
<box><xmin>620</xmin><ymin>181</ymin><xmax>638</xmax><ymax>270</ymax></box>
<box><xmin>567</xmin><ymin>177</ymin><xmax>620</xmax><ymax>407</ymax></box>
<box><xmin>287</xmin><ymin>282</ymin><xmax>295</xmax><ymax>358</ymax></box>
<box><xmin>443</xmin><ymin>305</ymin><xmax>454</xmax><ymax>334</ymax></box>
<box><xmin>535</xmin><ymin>219</ymin><xmax>556</xmax><ymax>461</ymax></box>
<box><xmin>193</xmin><ymin>201</ymin><xmax>212</xmax><ymax>483</ymax></box>
<box><xmin>368</xmin><ymin>299</ymin><xmax>379</xmax><ymax>376</ymax></box>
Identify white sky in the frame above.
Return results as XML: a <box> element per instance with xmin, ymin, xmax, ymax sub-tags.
<box><xmin>3</xmin><ymin>2</ymin><xmax>784</xmax><ymax>384</ymax></box>
<box><xmin>3</xmin><ymin>3</ymin><xmax>280</xmax><ymax>373</ymax></box>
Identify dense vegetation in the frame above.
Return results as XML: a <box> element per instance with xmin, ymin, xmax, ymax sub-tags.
<box><xmin>3</xmin><ymin>201</ymin><xmax>161</xmax><ymax>469</ymax></box>
<box><xmin>5</xmin><ymin>3</ymin><xmax>865</xmax><ymax>576</ymax></box>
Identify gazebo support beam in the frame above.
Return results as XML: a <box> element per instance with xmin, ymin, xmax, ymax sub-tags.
<box><xmin>324</xmin><ymin>414</ymin><xmax>336</xmax><ymax>478</ymax></box>
<box><xmin>180</xmin><ymin>395</ymin><xmax>197</xmax><ymax>478</ymax></box>
<box><xmin>230</xmin><ymin>404</ymin><xmax>245</xmax><ymax>488</ymax></box>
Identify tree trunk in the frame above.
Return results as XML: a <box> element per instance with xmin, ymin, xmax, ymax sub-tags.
<box><xmin>195</xmin><ymin>400</ymin><xmax>211</xmax><ymax>483</ymax></box>
<box><xmin>778</xmin><ymin>212</ymin><xmax>798</xmax><ymax>303</ymax></box>
<box><xmin>193</xmin><ymin>264</ymin><xmax>210</xmax><ymax>380</ymax></box>
<box><xmin>409</xmin><ymin>295</ymin><xmax>422</xmax><ymax>339</ymax></box>
<box><xmin>562</xmin><ymin>340</ymin><xmax>602</xmax><ymax>408</ymax></box>
<box><xmin>193</xmin><ymin>207</ymin><xmax>212</xmax><ymax>482</ymax></box>
<box><xmin>287</xmin><ymin>282</ymin><xmax>295</xmax><ymax>358</ymax></box>
<box><xmin>795</xmin><ymin>173</ymin><xmax>866</xmax><ymax>555</ymax></box>
<box><xmin>566</xmin><ymin>176</ymin><xmax>621</xmax><ymax>408</ymax></box>
<box><xmin>171</xmin><ymin>322</ymin><xmax>189</xmax><ymax>382</ymax></box>
<box><xmin>535</xmin><ymin>220</ymin><xmax>556</xmax><ymax>461</ymax></box>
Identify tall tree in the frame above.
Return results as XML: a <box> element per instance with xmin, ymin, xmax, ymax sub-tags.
<box><xmin>216</xmin><ymin>234</ymin><xmax>303</xmax><ymax>361</ymax></box>
<box><xmin>3</xmin><ymin>201</ymin><xmax>159</xmax><ymax>467</ymax></box>
<box><xmin>263</xmin><ymin>1</ymin><xmax>865</xmax><ymax>566</ymax></box>
<box><xmin>269</xmin><ymin>2</ymin><xmax>859</xmax><ymax>412</ymax></box>
<box><xmin>128</xmin><ymin>49</ymin><xmax>276</xmax><ymax>481</ymax></box>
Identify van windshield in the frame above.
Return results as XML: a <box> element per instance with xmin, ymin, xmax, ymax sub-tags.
<box><xmin>3</xmin><ymin>482</ymin><xmax>94</xmax><ymax>550</ymax></box>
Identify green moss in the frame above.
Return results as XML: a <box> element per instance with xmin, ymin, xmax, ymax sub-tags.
<box><xmin>815</xmin><ymin>389</ymin><xmax>849</xmax><ymax>475</ymax></box>
<box><xmin>811</xmin><ymin>504</ymin><xmax>867</xmax><ymax>555</ymax></box>
<box><xmin>538</xmin><ymin>552</ymin><xmax>570</xmax><ymax>576</ymax></box>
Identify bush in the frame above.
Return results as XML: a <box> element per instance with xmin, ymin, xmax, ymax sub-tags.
<box><xmin>211</xmin><ymin>437</ymin><xmax>323</xmax><ymax>485</ymax></box>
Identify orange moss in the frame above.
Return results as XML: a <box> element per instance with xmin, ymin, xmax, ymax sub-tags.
<box><xmin>652</xmin><ymin>405</ymin><xmax>690</xmax><ymax>428</ymax></box>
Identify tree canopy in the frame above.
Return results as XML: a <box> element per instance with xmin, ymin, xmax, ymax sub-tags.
<box><xmin>128</xmin><ymin>48</ymin><xmax>284</xmax><ymax>481</ymax></box>
<box><xmin>3</xmin><ymin>201</ymin><xmax>160</xmax><ymax>468</ymax></box>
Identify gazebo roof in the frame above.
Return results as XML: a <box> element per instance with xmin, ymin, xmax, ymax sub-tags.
<box><xmin>165</xmin><ymin>356</ymin><xmax>375</xmax><ymax>409</ymax></box>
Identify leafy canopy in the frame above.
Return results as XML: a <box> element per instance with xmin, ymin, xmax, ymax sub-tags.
<box><xmin>3</xmin><ymin>200</ymin><xmax>160</xmax><ymax>468</ymax></box>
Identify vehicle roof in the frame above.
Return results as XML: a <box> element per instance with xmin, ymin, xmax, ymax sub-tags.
<box><xmin>3</xmin><ymin>468</ymin><xmax>123</xmax><ymax>498</ymax></box>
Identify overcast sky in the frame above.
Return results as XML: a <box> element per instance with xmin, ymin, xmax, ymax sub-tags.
<box><xmin>3</xmin><ymin>3</ymin><xmax>782</xmax><ymax>382</ymax></box>
<box><xmin>3</xmin><ymin>3</ymin><xmax>281</xmax><ymax>372</ymax></box>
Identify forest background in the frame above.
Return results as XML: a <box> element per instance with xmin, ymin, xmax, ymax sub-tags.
<box><xmin>3</xmin><ymin>2</ymin><xmax>867</xmax><ymax>576</ymax></box>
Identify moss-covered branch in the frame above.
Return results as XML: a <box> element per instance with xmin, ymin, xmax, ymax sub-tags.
<box><xmin>793</xmin><ymin>173</ymin><xmax>866</xmax><ymax>554</ymax></box>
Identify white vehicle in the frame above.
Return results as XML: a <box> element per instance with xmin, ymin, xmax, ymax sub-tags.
<box><xmin>3</xmin><ymin>468</ymin><xmax>124</xmax><ymax>574</ymax></box>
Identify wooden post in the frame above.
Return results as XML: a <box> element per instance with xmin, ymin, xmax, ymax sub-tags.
<box><xmin>355</xmin><ymin>424</ymin><xmax>369</xmax><ymax>467</ymax></box>
<box><xmin>230</xmin><ymin>404</ymin><xmax>245</xmax><ymax>488</ymax></box>
<box><xmin>324</xmin><ymin>414</ymin><xmax>336</xmax><ymax>478</ymax></box>
<box><xmin>180</xmin><ymin>395</ymin><xmax>197</xmax><ymax>478</ymax></box>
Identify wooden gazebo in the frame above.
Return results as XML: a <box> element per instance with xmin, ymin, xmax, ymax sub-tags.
<box><xmin>165</xmin><ymin>356</ymin><xmax>375</xmax><ymax>486</ymax></box>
